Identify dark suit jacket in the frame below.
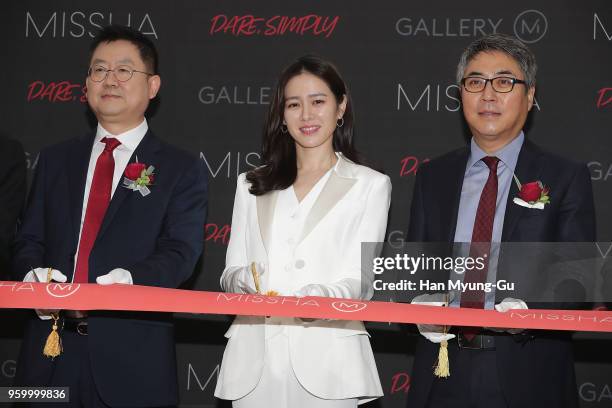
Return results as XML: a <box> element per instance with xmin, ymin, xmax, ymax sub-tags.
<box><xmin>406</xmin><ymin>140</ymin><xmax>596</xmax><ymax>408</ymax></box>
<box><xmin>0</xmin><ymin>137</ymin><xmax>26</xmax><ymax>281</ymax></box>
<box><xmin>12</xmin><ymin>130</ymin><xmax>208</xmax><ymax>407</ymax></box>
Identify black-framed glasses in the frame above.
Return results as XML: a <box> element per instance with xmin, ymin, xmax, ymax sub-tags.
<box><xmin>461</xmin><ymin>76</ymin><xmax>527</xmax><ymax>93</ymax></box>
<box><xmin>88</xmin><ymin>65</ymin><xmax>154</xmax><ymax>82</ymax></box>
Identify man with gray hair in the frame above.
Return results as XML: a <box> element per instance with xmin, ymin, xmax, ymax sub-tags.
<box><xmin>407</xmin><ymin>33</ymin><xmax>595</xmax><ymax>408</ymax></box>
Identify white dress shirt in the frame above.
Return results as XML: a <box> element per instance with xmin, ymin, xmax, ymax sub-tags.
<box><xmin>71</xmin><ymin>119</ymin><xmax>148</xmax><ymax>281</ymax></box>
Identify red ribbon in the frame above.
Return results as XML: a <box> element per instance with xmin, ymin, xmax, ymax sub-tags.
<box><xmin>0</xmin><ymin>281</ymin><xmax>610</xmax><ymax>332</ymax></box>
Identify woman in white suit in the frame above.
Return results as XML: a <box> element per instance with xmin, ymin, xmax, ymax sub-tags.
<box><xmin>214</xmin><ymin>55</ymin><xmax>391</xmax><ymax>407</ymax></box>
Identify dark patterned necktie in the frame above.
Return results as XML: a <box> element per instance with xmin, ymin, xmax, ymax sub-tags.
<box><xmin>461</xmin><ymin>156</ymin><xmax>499</xmax><ymax>309</ymax></box>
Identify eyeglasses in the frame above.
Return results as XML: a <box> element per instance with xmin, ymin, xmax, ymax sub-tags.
<box><xmin>461</xmin><ymin>76</ymin><xmax>527</xmax><ymax>93</ymax></box>
<box><xmin>88</xmin><ymin>65</ymin><xmax>154</xmax><ymax>82</ymax></box>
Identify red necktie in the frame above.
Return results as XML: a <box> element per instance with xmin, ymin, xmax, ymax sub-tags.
<box><xmin>73</xmin><ymin>137</ymin><xmax>121</xmax><ymax>283</ymax></box>
<box><xmin>461</xmin><ymin>156</ymin><xmax>499</xmax><ymax>309</ymax></box>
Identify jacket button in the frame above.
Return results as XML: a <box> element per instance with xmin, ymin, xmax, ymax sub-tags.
<box><xmin>295</xmin><ymin>259</ymin><xmax>305</xmax><ymax>269</ymax></box>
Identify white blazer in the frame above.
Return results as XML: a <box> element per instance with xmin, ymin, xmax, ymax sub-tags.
<box><xmin>214</xmin><ymin>154</ymin><xmax>391</xmax><ymax>403</ymax></box>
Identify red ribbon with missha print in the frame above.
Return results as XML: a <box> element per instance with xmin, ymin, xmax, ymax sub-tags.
<box><xmin>0</xmin><ymin>281</ymin><xmax>610</xmax><ymax>332</ymax></box>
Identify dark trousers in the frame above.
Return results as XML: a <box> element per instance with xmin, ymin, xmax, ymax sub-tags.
<box><xmin>18</xmin><ymin>329</ymin><xmax>109</xmax><ymax>408</ymax></box>
<box><xmin>425</xmin><ymin>343</ymin><xmax>508</xmax><ymax>408</ymax></box>
<box><xmin>15</xmin><ymin>319</ymin><xmax>177</xmax><ymax>408</ymax></box>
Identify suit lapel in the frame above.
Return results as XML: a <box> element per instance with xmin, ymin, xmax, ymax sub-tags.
<box><xmin>256</xmin><ymin>191</ymin><xmax>278</xmax><ymax>254</ymax></box>
<box><xmin>97</xmin><ymin>130</ymin><xmax>161</xmax><ymax>240</ymax></box>
<box><xmin>441</xmin><ymin>148</ymin><xmax>470</xmax><ymax>242</ymax></box>
<box><xmin>298</xmin><ymin>157</ymin><xmax>357</xmax><ymax>244</ymax></box>
<box><xmin>68</xmin><ymin>133</ymin><xmax>96</xmax><ymax>248</ymax></box>
<box><xmin>501</xmin><ymin>140</ymin><xmax>544</xmax><ymax>241</ymax></box>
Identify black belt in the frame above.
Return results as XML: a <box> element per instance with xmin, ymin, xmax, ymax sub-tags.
<box><xmin>62</xmin><ymin>318</ymin><xmax>88</xmax><ymax>336</ymax></box>
<box><xmin>457</xmin><ymin>332</ymin><xmax>495</xmax><ymax>350</ymax></box>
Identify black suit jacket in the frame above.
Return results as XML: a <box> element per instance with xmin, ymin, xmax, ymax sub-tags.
<box><xmin>0</xmin><ymin>137</ymin><xmax>26</xmax><ymax>281</ymax></box>
<box><xmin>12</xmin><ymin>130</ymin><xmax>208</xmax><ymax>407</ymax></box>
<box><xmin>406</xmin><ymin>140</ymin><xmax>596</xmax><ymax>408</ymax></box>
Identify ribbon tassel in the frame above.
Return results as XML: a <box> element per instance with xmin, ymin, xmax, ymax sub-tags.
<box><xmin>434</xmin><ymin>294</ymin><xmax>450</xmax><ymax>378</ymax></box>
<box><xmin>43</xmin><ymin>312</ymin><xmax>62</xmax><ymax>358</ymax></box>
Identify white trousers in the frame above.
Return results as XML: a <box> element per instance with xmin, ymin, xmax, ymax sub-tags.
<box><xmin>233</xmin><ymin>331</ymin><xmax>359</xmax><ymax>408</ymax></box>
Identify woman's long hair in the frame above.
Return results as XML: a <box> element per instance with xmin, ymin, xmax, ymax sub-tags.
<box><xmin>246</xmin><ymin>55</ymin><xmax>362</xmax><ymax>195</ymax></box>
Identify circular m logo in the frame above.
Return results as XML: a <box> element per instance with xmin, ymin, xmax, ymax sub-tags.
<box><xmin>46</xmin><ymin>283</ymin><xmax>81</xmax><ymax>298</ymax></box>
<box><xmin>331</xmin><ymin>301</ymin><xmax>367</xmax><ymax>313</ymax></box>
<box><xmin>514</xmin><ymin>10</ymin><xmax>548</xmax><ymax>43</ymax></box>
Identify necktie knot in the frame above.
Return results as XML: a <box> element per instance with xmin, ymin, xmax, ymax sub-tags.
<box><xmin>482</xmin><ymin>156</ymin><xmax>499</xmax><ymax>172</ymax></box>
<box><xmin>101</xmin><ymin>137</ymin><xmax>121</xmax><ymax>152</ymax></box>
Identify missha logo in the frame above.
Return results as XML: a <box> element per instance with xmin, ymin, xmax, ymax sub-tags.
<box><xmin>25</xmin><ymin>11</ymin><xmax>157</xmax><ymax>38</ymax></box>
<box><xmin>396</xmin><ymin>82</ymin><xmax>541</xmax><ymax>112</ymax></box>
<box><xmin>594</xmin><ymin>13</ymin><xmax>611</xmax><ymax>40</ymax></box>
<box><xmin>216</xmin><ymin>293</ymin><xmax>320</xmax><ymax>307</ymax></box>
<box><xmin>46</xmin><ymin>283</ymin><xmax>81</xmax><ymax>298</ymax></box>
<box><xmin>510</xmin><ymin>311</ymin><xmax>612</xmax><ymax>323</ymax></box>
<box><xmin>331</xmin><ymin>301</ymin><xmax>367</xmax><ymax>313</ymax></box>
<box><xmin>210</xmin><ymin>14</ymin><xmax>339</xmax><ymax>38</ymax></box>
<box><xmin>200</xmin><ymin>151</ymin><xmax>260</xmax><ymax>179</ymax></box>
<box><xmin>186</xmin><ymin>363</ymin><xmax>219</xmax><ymax>392</ymax></box>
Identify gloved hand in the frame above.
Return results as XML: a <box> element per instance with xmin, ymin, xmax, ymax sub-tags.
<box><xmin>411</xmin><ymin>293</ymin><xmax>456</xmax><ymax>344</ymax></box>
<box><xmin>490</xmin><ymin>297</ymin><xmax>528</xmax><ymax>335</ymax></box>
<box><xmin>221</xmin><ymin>263</ymin><xmax>266</xmax><ymax>294</ymax></box>
<box><xmin>294</xmin><ymin>284</ymin><xmax>333</xmax><ymax>298</ymax></box>
<box><xmin>96</xmin><ymin>268</ymin><xmax>133</xmax><ymax>285</ymax></box>
<box><xmin>293</xmin><ymin>279</ymin><xmax>360</xmax><ymax>299</ymax></box>
<box><xmin>23</xmin><ymin>267</ymin><xmax>67</xmax><ymax>320</ymax></box>
<box><xmin>23</xmin><ymin>267</ymin><xmax>67</xmax><ymax>284</ymax></box>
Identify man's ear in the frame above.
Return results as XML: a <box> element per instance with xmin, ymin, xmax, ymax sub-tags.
<box><xmin>148</xmin><ymin>75</ymin><xmax>161</xmax><ymax>99</ymax></box>
<box><xmin>527</xmin><ymin>86</ymin><xmax>535</xmax><ymax>111</ymax></box>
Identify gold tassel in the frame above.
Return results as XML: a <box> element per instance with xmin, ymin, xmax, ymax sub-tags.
<box><xmin>434</xmin><ymin>293</ymin><xmax>450</xmax><ymax>378</ymax></box>
<box><xmin>434</xmin><ymin>338</ymin><xmax>450</xmax><ymax>378</ymax></box>
<box><xmin>42</xmin><ymin>268</ymin><xmax>62</xmax><ymax>358</ymax></box>
<box><xmin>43</xmin><ymin>313</ymin><xmax>62</xmax><ymax>358</ymax></box>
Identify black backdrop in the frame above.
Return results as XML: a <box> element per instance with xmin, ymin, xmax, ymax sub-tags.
<box><xmin>1</xmin><ymin>1</ymin><xmax>611</xmax><ymax>407</ymax></box>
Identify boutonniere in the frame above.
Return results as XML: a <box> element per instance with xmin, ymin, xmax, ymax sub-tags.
<box><xmin>512</xmin><ymin>174</ymin><xmax>550</xmax><ymax>210</ymax></box>
<box><xmin>123</xmin><ymin>158</ymin><xmax>155</xmax><ymax>197</ymax></box>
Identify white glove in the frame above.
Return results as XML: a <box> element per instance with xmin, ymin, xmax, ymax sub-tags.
<box><xmin>23</xmin><ymin>268</ymin><xmax>67</xmax><ymax>284</ymax></box>
<box><xmin>23</xmin><ymin>268</ymin><xmax>67</xmax><ymax>320</ymax></box>
<box><xmin>490</xmin><ymin>297</ymin><xmax>528</xmax><ymax>334</ymax></box>
<box><xmin>294</xmin><ymin>284</ymin><xmax>331</xmax><ymax>297</ymax></box>
<box><xmin>411</xmin><ymin>293</ymin><xmax>456</xmax><ymax>344</ymax></box>
<box><xmin>96</xmin><ymin>268</ymin><xmax>133</xmax><ymax>285</ymax></box>
<box><xmin>221</xmin><ymin>263</ymin><xmax>266</xmax><ymax>294</ymax></box>
<box><xmin>294</xmin><ymin>279</ymin><xmax>361</xmax><ymax>299</ymax></box>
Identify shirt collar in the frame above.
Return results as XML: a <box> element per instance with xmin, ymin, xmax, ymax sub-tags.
<box><xmin>466</xmin><ymin>131</ymin><xmax>525</xmax><ymax>173</ymax></box>
<box><xmin>94</xmin><ymin>119</ymin><xmax>148</xmax><ymax>152</ymax></box>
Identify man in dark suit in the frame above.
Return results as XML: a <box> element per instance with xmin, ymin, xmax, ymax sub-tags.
<box><xmin>0</xmin><ymin>136</ymin><xmax>26</xmax><ymax>281</ymax></box>
<box><xmin>13</xmin><ymin>25</ymin><xmax>208</xmax><ymax>407</ymax></box>
<box><xmin>406</xmin><ymin>34</ymin><xmax>596</xmax><ymax>408</ymax></box>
